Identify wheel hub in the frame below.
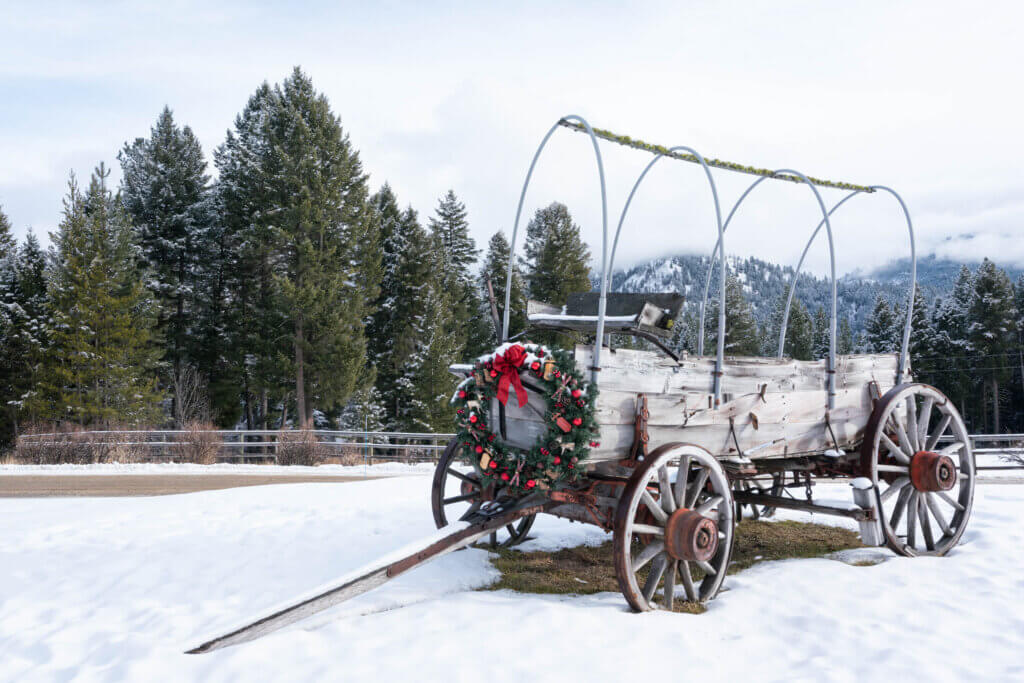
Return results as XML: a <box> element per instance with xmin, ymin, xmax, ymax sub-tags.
<box><xmin>664</xmin><ymin>508</ymin><xmax>719</xmax><ymax>562</ymax></box>
<box><xmin>909</xmin><ymin>451</ymin><xmax>956</xmax><ymax>492</ymax></box>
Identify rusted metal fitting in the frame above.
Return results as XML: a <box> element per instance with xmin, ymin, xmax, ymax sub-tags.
<box><xmin>664</xmin><ymin>509</ymin><xmax>719</xmax><ymax>562</ymax></box>
<box><xmin>909</xmin><ymin>451</ymin><xmax>956</xmax><ymax>492</ymax></box>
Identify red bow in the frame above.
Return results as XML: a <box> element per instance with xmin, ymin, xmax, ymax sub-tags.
<box><xmin>492</xmin><ymin>344</ymin><xmax>529</xmax><ymax>408</ymax></box>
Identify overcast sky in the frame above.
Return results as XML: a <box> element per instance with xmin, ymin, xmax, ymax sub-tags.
<box><xmin>2</xmin><ymin>1</ymin><xmax>1023</xmax><ymax>277</ymax></box>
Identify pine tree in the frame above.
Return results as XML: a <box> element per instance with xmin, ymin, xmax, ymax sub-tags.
<box><xmin>33</xmin><ymin>167</ymin><xmax>162</xmax><ymax>426</ymax></box>
<box><xmin>704</xmin><ymin>274</ymin><xmax>760</xmax><ymax>355</ymax></box>
<box><xmin>906</xmin><ymin>286</ymin><xmax>932</xmax><ymax>379</ymax></box>
<box><xmin>811</xmin><ymin>306</ymin><xmax>830</xmax><ymax>360</ymax></box>
<box><xmin>479</xmin><ymin>231</ymin><xmax>526</xmax><ymax>341</ymax></box>
<box><xmin>214</xmin><ymin>82</ymin><xmax>288</xmax><ymax>428</ymax></box>
<box><xmin>930</xmin><ymin>266</ymin><xmax>975</xmax><ymax>424</ymax></box>
<box><xmin>838</xmin><ymin>315</ymin><xmax>854</xmax><ymax>355</ymax></box>
<box><xmin>0</xmin><ymin>204</ymin><xmax>16</xmax><ymax>259</ymax></box>
<box><xmin>119</xmin><ymin>106</ymin><xmax>212</xmax><ymax>424</ymax></box>
<box><xmin>864</xmin><ymin>295</ymin><xmax>900</xmax><ymax>353</ymax></box>
<box><xmin>337</xmin><ymin>385</ymin><xmax>387</xmax><ymax>432</ymax></box>
<box><xmin>969</xmin><ymin>259</ymin><xmax>1018</xmax><ymax>432</ymax></box>
<box><xmin>521</xmin><ymin>202</ymin><xmax>592</xmax><ymax>305</ymax></box>
<box><xmin>5</xmin><ymin>231</ymin><xmax>50</xmax><ymax>429</ymax></box>
<box><xmin>256</xmin><ymin>67</ymin><xmax>377</xmax><ymax>427</ymax></box>
<box><xmin>428</xmin><ymin>190</ymin><xmax>489</xmax><ymax>356</ymax></box>
<box><xmin>394</xmin><ymin>245</ymin><xmax>463</xmax><ymax>432</ymax></box>
<box><xmin>764</xmin><ymin>294</ymin><xmax>813</xmax><ymax>360</ymax></box>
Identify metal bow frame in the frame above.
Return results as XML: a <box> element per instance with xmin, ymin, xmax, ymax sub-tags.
<box><xmin>504</xmin><ymin>115</ymin><xmax>917</xmax><ymax>408</ymax></box>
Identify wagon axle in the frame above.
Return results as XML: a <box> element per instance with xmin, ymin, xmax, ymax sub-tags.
<box><xmin>664</xmin><ymin>509</ymin><xmax>719</xmax><ymax>563</ymax></box>
<box><xmin>909</xmin><ymin>451</ymin><xmax>956</xmax><ymax>492</ymax></box>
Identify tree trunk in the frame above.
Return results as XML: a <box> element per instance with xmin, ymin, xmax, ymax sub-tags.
<box><xmin>993</xmin><ymin>378</ymin><xmax>1001</xmax><ymax>433</ymax></box>
<box><xmin>295</xmin><ymin>315</ymin><xmax>307</xmax><ymax>429</ymax></box>
<box><xmin>260</xmin><ymin>390</ymin><xmax>268</xmax><ymax>431</ymax></box>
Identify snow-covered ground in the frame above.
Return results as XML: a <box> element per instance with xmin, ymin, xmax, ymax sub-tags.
<box><xmin>2</xmin><ymin>477</ymin><xmax>1023</xmax><ymax>682</ymax></box>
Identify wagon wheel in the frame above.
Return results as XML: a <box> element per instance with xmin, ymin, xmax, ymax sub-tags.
<box><xmin>431</xmin><ymin>438</ymin><xmax>536</xmax><ymax>548</ymax></box>
<box><xmin>613</xmin><ymin>443</ymin><xmax>735</xmax><ymax>611</ymax></box>
<box><xmin>860</xmin><ymin>383</ymin><xmax>975</xmax><ymax>557</ymax></box>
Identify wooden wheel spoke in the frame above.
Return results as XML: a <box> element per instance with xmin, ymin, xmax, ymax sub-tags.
<box><xmin>925</xmin><ymin>493</ymin><xmax>951</xmax><ymax>535</ymax></box>
<box><xmin>673</xmin><ymin>456</ymin><xmax>690</xmax><ymax>507</ymax></box>
<box><xmin>632</xmin><ymin>540</ymin><xmax>665</xmax><ymax>572</ymax></box>
<box><xmin>641</xmin><ymin>490</ymin><xmax>669</xmax><ymax>524</ymax></box>
<box><xmin>880</xmin><ymin>477</ymin><xmax>909</xmax><ymax>503</ymax></box>
<box><xmin>442</xmin><ymin>492</ymin><xmax>478</xmax><ymax>505</ymax></box>
<box><xmin>877</xmin><ymin>464</ymin><xmax>909</xmax><ymax>474</ymax></box>
<box><xmin>919</xmin><ymin>497</ymin><xmax>935</xmax><ymax>551</ymax></box>
<box><xmin>642</xmin><ymin>554</ymin><xmax>668</xmax><ymax>602</ymax></box>
<box><xmin>664</xmin><ymin>560</ymin><xmax>677</xmax><ymax>610</ymax></box>
<box><xmin>632</xmin><ymin>523</ymin><xmax>665</xmax><ymax>537</ymax></box>
<box><xmin>906</xmin><ymin>397</ymin><xmax>920</xmax><ymax>452</ymax></box>
<box><xmin>924</xmin><ymin>414</ymin><xmax>952</xmax><ymax>451</ymax></box>
<box><xmin>658</xmin><ymin>466</ymin><xmax>676</xmax><ymax>514</ymax></box>
<box><xmin>680</xmin><ymin>561</ymin><xmax>698</xmax><ymax>601</ymax></box>
<box><xmin>894</xmin><ymin>419</ymin><xmax>916</xmax><ymax>458</ymax></box>
<box><xmin>696</xmin><ymin>560</ymin><xmax>717</xmax><ymax>576</ymax></box>
<box><xmin>940</xmin><ymin>441</ymin><xmax>964</xmax><ymax>456</ymax></box>
<box><xmin>447</xmin><ymin>469</ymin><xmax>476</xmax><ymax>484</ymax></box>
<box><xmin>685</xmin><ymin>469</ymin><xmax>709</xmax><ymax>509</ymax></box>
<box><xmin>906</xmin><ymin>491</ymin><xmax>919</xmax><ymax>548</ymax></box>
<box><xmin>880</xmin><ymin>433</ymin><xmax>910</xmax><ymax>464</ymax></box>
<box><xmin>937</xmin><ymin>490</ymin><xmax>965</xmax><ymax>512</ymax></box>
<box><xmin>917</xmin><ymin>397</ymin><xmax>934</xmax><ymax>444</ymax></box>
<box><xmin>890</xmin><ymin>485</ymin><xmax>913</xmax><ymax>529</ymax></box>
<box><xmin>696</xmin><ymin>495</ymin><xmax>724</xmax><ymax>516</ymax></box>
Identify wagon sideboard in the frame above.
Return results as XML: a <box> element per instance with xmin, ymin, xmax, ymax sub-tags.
<box><xmin>496</xmin><ymin>346</ymin><xmax>908</xmax><ymax>461</ymax></box>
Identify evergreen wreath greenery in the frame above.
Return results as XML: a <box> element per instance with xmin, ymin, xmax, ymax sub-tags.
<box><xmin>451</xmin><ymin>342</ymin><xmax>599</xmax><ymax>494</ymax></box>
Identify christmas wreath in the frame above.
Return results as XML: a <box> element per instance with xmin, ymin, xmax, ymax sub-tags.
<box><xmin>451</xmin><ymin>342</ymin><xmax>600</xmax><ymax>495</ymax></box>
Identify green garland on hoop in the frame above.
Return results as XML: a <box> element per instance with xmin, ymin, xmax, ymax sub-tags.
<box><xmin>451</xmin><ymin>343</ymin><xmax>600</xmax><ymax>495</ymax></box>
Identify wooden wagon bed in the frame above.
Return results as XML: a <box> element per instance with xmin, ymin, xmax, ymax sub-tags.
<box><xmin>498</xmin><ymin>346</ymin><xmax>907</xmax><ymax>462</ymax></box>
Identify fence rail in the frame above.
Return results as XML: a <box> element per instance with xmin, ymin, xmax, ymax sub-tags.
<box><xmin>13</xmin><ymin>430</ymin><xmax>1024</xmax><ymax>469</ymax></box>
<box><xmin>16</xmin><ymin>430</ymin><xmax>457</xmax><ymax>464</ymax></box>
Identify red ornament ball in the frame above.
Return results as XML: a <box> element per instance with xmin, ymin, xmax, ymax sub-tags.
<box><xmin>553</xmin><ymin>456</ymin><xmax>561</xmax><ymax>465</ymax></box>
<box><xmin>475</xmin><ymin>445</ymin><xmax>484</xmax><ymax>454</ymax></box>
<box><xmin>489</xmin><ymin>369</ymin><xmax>498</xmax><ymax>378</ymax></box>
<box><xmin>489</xmin><ymin>461</ymin><xmax>498</xmax><ymax>469</ymax></box>
<box><xmin>469</xmin><ymin>414</ymin><xmax>478</xmax><ymax>423</ymax></box>
<box><xmin>540</xmin><ymin>448</ymin><xmax>549</xmax><ymax>455</ymax></box>
<box><xmin>458</xmin><ymin>390</ymin><xmax>467</xmax><ymax>399</ymax></box>
<box><xmin>530</xmin><ymin>361</ymin><xmax>541</xmax><ymax>371</ymax></box>
<box><xmin>526</xmin><ymin>479</ymin><xmax>536</xmax><ymax>489</ymax></box>
<box><xmin>487</xmin><ymin>433</ymin><xmax>495</xmax><ymax>442</ymax></box>
<box><xmin>501</xmin><ymin>472</ymin><xmax>510</xmax><ymax>481</ymax></box>
<box><xmin>589</xmin><ymin>441</ymin><xmax>600</xmax><ymax>448</ymax></box>
<box><xmin>572</xmin><ymin>417</ymin><xmax>583</xmax><ymax>427</ymax></box>
<box><xmin>554</xmin><ymin>370</ymin><xmax>561</xmax><ymax>378</ymax></box>
<box><xmin>572</xmin><ymin>389</ymin><xmax>582</xmax><ymax>399</ymax></box>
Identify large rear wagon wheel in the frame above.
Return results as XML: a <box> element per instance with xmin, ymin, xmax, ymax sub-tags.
<box><xmin>613</xmin><ymin>443</ymin><xmax>735</xmax><ymax>611</ymax></box>
<box><xmin>861</xmin><ymin>383</ymin><xmax>975</xmax><ymax>557</ymax></box>
<box><xmin>431</xmin><ymin>438</ymin><xmax>536</xmax><ymax>548</ymax></box>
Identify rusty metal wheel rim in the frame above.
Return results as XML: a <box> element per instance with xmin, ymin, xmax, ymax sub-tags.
<box><xmin>613</xmin><ymin>443</ymin><xmax>734</xmax><ymax>611</ymax></box>
<box><xmin>861</xmin><ymin>383</ymin><xmax>975</xmax><ymax>557</ymax></box>
<box><xmin>431</xmin><ymin>438</ymin><xmax>536</xmax><ymax>547</ymax></box>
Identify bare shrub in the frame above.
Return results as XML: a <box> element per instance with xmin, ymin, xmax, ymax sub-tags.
<box><xmin>179</xmin><ymin>422</ymin><xmax>222</xmax><ymax>464</ymax></box>
<box><xmin>12</xmin><ymin>424</ymin><xmax>146</xmax><ymax>464</ymax></box>
<box><xmin>172</xmin><ymin>365</ymin><xmax>211</xmax><ymax>427</ymax></box>
<box><xmin>322</xmin><ymin>444</ymin><xmax>363</xmax><ymax>466</ymax></box>
<box><xmin>275</xmin><ymin>430</ymin><xmax>328</xmax><ymax>466</ymax></box>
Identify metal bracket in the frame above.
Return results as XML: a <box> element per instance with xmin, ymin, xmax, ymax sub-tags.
<box><xmin>629</xmin><ymin>393</ymin><xmax>649</xmax><ymax>462</ymax></box>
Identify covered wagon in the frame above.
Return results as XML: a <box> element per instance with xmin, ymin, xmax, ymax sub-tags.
<box><xmin>190</xmin><ymin>116</ymin><xmax>974</xmax><ymax>653</ymax></box>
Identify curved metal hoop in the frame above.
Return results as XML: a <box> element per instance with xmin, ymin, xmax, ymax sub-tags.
<box><xmin>605</xmin><ymin>146</ymin><xmax>725</xmax><ymax>398</ymax></box>
<box><xmin>777</xmin><ymin>186</ymin><xmax>916</xmax><ymax>381</ymax></box>
<box><xmin>502</xmin><ymin>115</ymin><xmax>608</xmax><ymax>384</ymax></box>
<box><xmin>698</xmin><ymin>169</ymin><xmax>840</xmax><ymax>408</ymax></box>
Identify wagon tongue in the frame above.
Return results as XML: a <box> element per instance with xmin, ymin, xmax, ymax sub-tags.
<box><xmin>186</xmin><ymin>493</ymin><xmax>552</xmax><ymax>654</ymax></box>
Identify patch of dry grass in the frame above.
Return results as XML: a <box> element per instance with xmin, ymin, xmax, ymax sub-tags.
<box><xmin>483</xmin><ymin>520</ymin><xmax>862</xmax><ymax>612</ymax></box>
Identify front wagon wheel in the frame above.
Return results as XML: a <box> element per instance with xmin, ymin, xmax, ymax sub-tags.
<box><xmin>431</xmin><ymin>438</ymin><xmax>535</xmax><ymax>548</ymax></box>
<box><xmin>613</xmin><ymin>443</ymin><xmax>734</xmax><ymax>611</ymax></box>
